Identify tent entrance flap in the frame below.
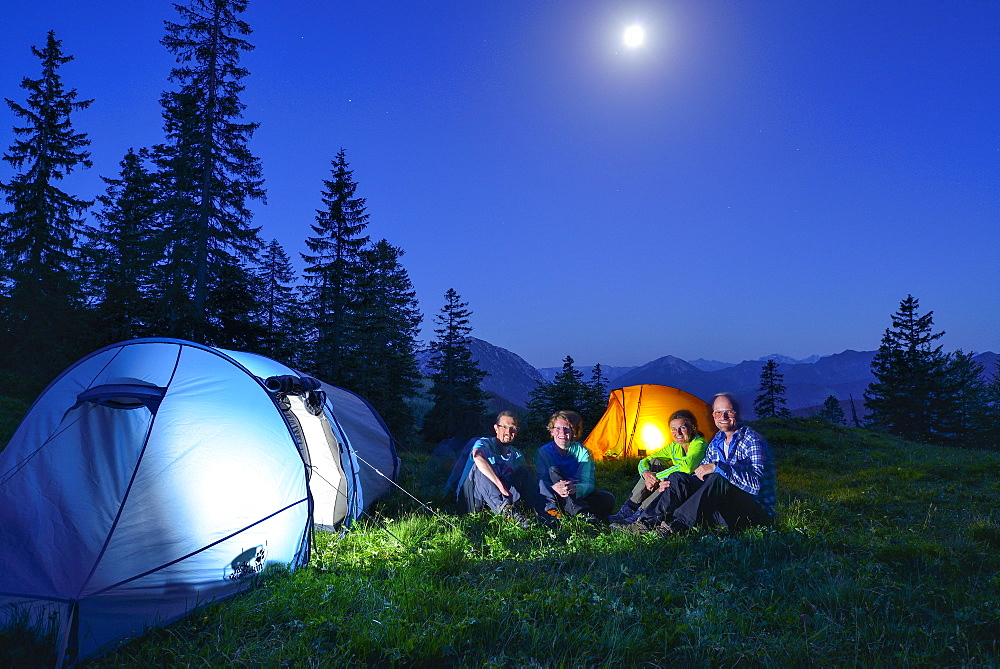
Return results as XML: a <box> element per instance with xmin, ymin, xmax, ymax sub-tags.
<box><xmin>287</xmin><ymin>395</ymin><xmax>348</xmax><ymax>529</ymax></box>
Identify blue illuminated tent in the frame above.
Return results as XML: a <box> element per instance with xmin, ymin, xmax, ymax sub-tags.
<box><xmin>0</xmin><ymin>338</ymin><xmax>398</xmax><ymax>662</ymax></box>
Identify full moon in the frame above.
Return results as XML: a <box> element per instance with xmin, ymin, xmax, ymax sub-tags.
<box><xmin>623</xmin><ymin>24</ymin><xmax>645</xmax><ymax>48</ymax></box>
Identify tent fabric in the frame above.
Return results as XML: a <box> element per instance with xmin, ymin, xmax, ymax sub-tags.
<box><xmin>584</xmin><ymin>385</ymin><xmax>715</xmax><ymax>460</ymax></box>
<box><xmin>0</xmin><ymin>338</ymin><xmax>397</xmax><ymax>662</ymax></box>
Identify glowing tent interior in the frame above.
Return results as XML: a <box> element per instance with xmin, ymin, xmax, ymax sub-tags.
<box><xmin>584</xmin><ymin>385</ymin><xmax>714</xmax><ymax>460</ymax></box>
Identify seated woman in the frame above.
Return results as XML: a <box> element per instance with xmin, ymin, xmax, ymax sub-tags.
<box><xmin>535</xmin><ymin>410</ymin><xmax>615</xmax><ymax>521</ymax></box>
<box><xmin>607</xmin><ymin>409</ymin><xmax>707</xmax><ymax>525</ymax></box>
<box><xmin>457</xmin><ymin>411</ymin><xmax>535</xmax><ymax>527</ymax></box>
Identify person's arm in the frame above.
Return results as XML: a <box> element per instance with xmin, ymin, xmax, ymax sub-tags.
<box><xmin>674</xmin><ymin>437</ymin><xmax>708</xmax><ymax>474</ymax></box>
<box><xmin>712</xmin><ymin>430</ymin><xmax>766</xmax><ymax>495</ymax></box>
<box><xmin>472</xmin><ymin>449</ymin><xmax>509</xmax><ymax>497</ymax></box>
<box><xmin>573</xmin><ymin>444</ymin><xmax>595</xmax><ymax>498</ymax></box>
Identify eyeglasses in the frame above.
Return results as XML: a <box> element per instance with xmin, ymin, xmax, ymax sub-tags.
<box><xmin>712</xmin><ymin>410</ymin><xmax>737</xmax><ymax>418</ymax></box>
<box><xmin>551</xmin><ymin>426</ymin><xmax>574</xmax><ymax>434</ymax></box>
<box><xmin>496</xmin><ymin>424</ymin><xmax>519</xmax><ymax>432</ymax></box>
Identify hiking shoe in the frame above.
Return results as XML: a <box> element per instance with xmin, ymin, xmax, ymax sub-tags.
<box><xmin>653</xmin><ymin>521</ymin><xmax>683</xmax><ymax>538</ymax></box>
<box><xmin>544</xmin><ymin>508</ymin><xmax>563</xmax><ymax>519</ymax></box>
<box><xmin>501</xmin><ymin>506</ymin><xmax>532</xmax><ymax>529</ymax></box>
<box><xmin>611</xmin><ymin>518</ymin><xmax>656</xmax><ymax>534</ymax></box>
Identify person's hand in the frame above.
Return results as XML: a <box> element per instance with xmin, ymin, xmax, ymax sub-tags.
<box><xmin>657</xmin><ymin>479</ymin><xmax>670</xmax><ymax>492</ymax></box>
<box><xmin>552</xmin><ymin>480</ymin><xmax>575</xmax><ymax>497</ymax></box>
<box><xmin>642</xmin><ymin>470</ymin><xmax>658</xmax><ymax>491</ymax></box>
<box><xmin>694</xmin><ymin>463</ymin><xmax>716</xmax><ymax>480</ymax></box>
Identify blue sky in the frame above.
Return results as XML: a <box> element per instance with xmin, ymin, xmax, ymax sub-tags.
<box><xmin>2</xmin><ymin>1</ymin><xmax>997</xmax><ymax>368</ymax></box>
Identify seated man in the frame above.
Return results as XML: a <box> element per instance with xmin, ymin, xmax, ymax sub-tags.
<box><xmin>648</xmin><ymin>393</ymin><xmax>776</xmax><ymax>535</ymax></box>
<box><xmin>457</xmin><ymin>411</ymin><xmax>535</xmax><ymax>527</ymax></box>
<box><xmin>535</xmin><ymin>410</ymin><xmax>615</xmax><ymax>521</ymax></box>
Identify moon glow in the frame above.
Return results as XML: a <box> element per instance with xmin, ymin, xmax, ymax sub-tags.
<box><xmin>623</xmin><ymin>24</ymin><xmax>645</xmax><ymax>48</ymax></box>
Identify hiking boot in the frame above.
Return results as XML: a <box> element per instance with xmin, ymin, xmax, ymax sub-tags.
<box><xmin>611</xmin><ymin>518</ymin><xmax>656</xmax><ymax>534</ymax></box>
<box><xmin>501</xmin><ymin>505</ymin><xmax>532</xmax><ymax>529</ymax></box>
<box><xmin>653</xmin><ymin>520</ymin><xmax>683</xmax><ymax>538</ymax></box>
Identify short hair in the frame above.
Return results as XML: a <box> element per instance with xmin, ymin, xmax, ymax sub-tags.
<box><xmin>495</xmin><ymin>410</ymin><xmax>518</xmax><ymax>425</ymax></box>
<box><xmin>712</xmin><ymin>392</ymin><xmax>741</xmax><ymax>415</ymax></box>
<box><xmin>668</xmin><ymin>408</ymin><xmax>703</xmax><ymax>439</ymax></box>
<box><xmin>547</xmin><ymin>410</ymin><xmax>583</xmax><ymax>439</ymax></box>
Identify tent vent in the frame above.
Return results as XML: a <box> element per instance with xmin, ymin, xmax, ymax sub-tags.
<box><xmin>76</xmin><ymin>384</ymin><xmax>167</xmax><ymax>412</ymax></box>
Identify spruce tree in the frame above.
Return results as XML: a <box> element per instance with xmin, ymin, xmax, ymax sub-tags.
<box><xmin>983</xmin><ymin>361</ymin><xmax>1000</xmax><ymax>450</ymax></box>
<box><xmin>940</xmin><ymin>350</ymin><xmax>986</xmax><ymax>446</ymax></box>
<box><xmin>301</xmin><ymin>150</ymin><xmax>369</xmax><ymax>386</ymax></box>
<box><xmin>254</xmin><ymin>239</ymin><xmax>302</xmax><ymax>365</ymax></box>
<box><xmin>754</xmin><ymin>359</ymin><xmax>790</xmax><ymax>418</ymax></box>
<box><xmin>0</xmin><ymin>31</ymin><xmax>94</xmax><ymax>383</ymax></box>
<box><xmin>818</xmin><ymin>395</ymin><xmax>846</xmax><ymax>425</ymax></box>
<box><xmin>152</xmin><ymin>0</ymin><xmax>265</xmax><ymax>343</ymax></box>
<box><xmin>525</xmin><ymin>356</ymin><xmax>604</xmax><ymax>441</ymax></box>
<box><xmin>351</xmin><ymin>240</ymin><xmax>423</xmax><ymax>443</ymax></box>
<box><xmin>422</xmin><ymin>289</ymin><xmax>488</xmax><ymax>444</ymax></box>
<box><xmin>864</xmin><ymin>295</ymin><xmax>950</xmax><ymax>443</ymax></box>
<box><xmin>86</xmin><ymin>148</ymin><xmax>159</xmax><ymax>344</ymax></box>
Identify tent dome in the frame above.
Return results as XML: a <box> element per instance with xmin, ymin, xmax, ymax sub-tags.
<box><xmin>0</xmin><ymin>338</ymin><xmax>397</xmax><ymax>662</ymax></box>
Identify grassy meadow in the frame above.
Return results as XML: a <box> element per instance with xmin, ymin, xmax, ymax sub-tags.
<box><xmin>3</xmin><ymin>410</ymin><xmax>1000</xmax><ymax>666</ymax></box>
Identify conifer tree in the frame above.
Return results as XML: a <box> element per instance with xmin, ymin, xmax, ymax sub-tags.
<box><xmin>982</xmin><ymin>361</ymin><xmax>1000</xmax><ymax>450</ymax></box>
<box><xmin>254</xmin><ymin>239</ymin><xmax>301</xmax><ymax>365</ymax></box>
<box><xmin>818</xmin><ymin>395</ymin><xmax>846</xmax><ymax>425</ymax></box>
<box><xmin>864</xmin><ymin>295</ymin><xmax>950</xmax><ymax>442</ymax></box>
<box><xmin>351</xmin><ymin>240</ymin><xmax>423</xmax><ymax>443</ymax></box>
<box><xmin>0</xmin><ymin>31</ymin><xmax>94</xmax><ymax>382</ymax></box>
<box><xmin>86</xmin><ymin>148</ymin><xmax>159</xmax><ymax>343</ymax></box>
<box><xmin>152</xmin><ymin>0</ymin><xmax>265</xmax><ymax>343</ymax></box>
<box><xmin>940</xmin><ymin>350</ymin><xmax>986</xmax><ymax>446</ymax></box>
<box><xmin>301</xmin><ymin>150</ymin><xmax>369</xmax><ymax>386</ymax></box>
<box><xmin>422</xmin><ymin>289</ymin><xmax>488</xmax><ymax>444</ymax></box>
<box><xmin>754</xmin><ymin>359</ymin><xmax>790</xmax><ymax>418</ymax></box>
<box><xmin>525</xmin><ymin>356</ymin><xmax>605</xmax><ymax>441</ymax></box>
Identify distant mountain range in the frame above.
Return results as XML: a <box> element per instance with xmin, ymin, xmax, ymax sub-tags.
<box><xmin>418</xmin><ymin>339</ymin><xmax>998</xmax><ymax>419</ymax></box>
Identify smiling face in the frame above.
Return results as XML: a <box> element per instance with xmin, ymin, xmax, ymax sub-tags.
<box><xmin>493</xmin><ymin>415</ymin><xmax>519</xmax><ymax>444</ymax></box>
<box><xmin>712</xmin><ymin>396</ymin><xmax>739</xmax><ymax>434</ymax></box>
<box><xmin>668</xmin><ymin>418</ymin><xmax>692</xmax><ymax>445</ymax></box>
<box><xmin>550</xmin><ymin>418</ymin><xmax>574</xmax><ymax>450</ymax></box>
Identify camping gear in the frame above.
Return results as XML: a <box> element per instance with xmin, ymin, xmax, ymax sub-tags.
<box><xmin>0</xmin><ymin>338</ymin><xmax>397</xmax><ymax>662</ymax></box>
<box><xmin>584</xmin><ymin>385</ymin><xmax>714</xmax><ymax>460</ymax></box>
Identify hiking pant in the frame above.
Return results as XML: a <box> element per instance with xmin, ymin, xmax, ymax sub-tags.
<box><xmin>654</xmin><ymin>471</ymin><xmax>773</xmax><ymax>532</ymax></box>
<box><xmin>625</xmin><ymin>458</ymin><xmax>670</xmax><ymax>510</ymax></box>
<box><xmin>463</xmin><ymin>466</ymin><xmax>540</xmax><ymax>514</ymax></box>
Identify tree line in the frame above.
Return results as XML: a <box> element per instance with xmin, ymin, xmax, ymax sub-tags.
<box><xmin>753</xmin><ymin>295</ymin><xmax>1000</xmax><ymax>448</ymax></box>
<box><xmin>2</xmin><ymin>3</ymin><xmax>995</xmax><ymax>451</ymax></box>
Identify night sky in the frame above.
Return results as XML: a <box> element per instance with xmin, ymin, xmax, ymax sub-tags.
<box><xmin>2</xmin><ymin>1</ymin><xmax>997</xmax><ymax>368</ymax></box>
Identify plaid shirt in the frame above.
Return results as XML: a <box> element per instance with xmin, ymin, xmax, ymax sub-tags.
<box><xmin>704</xmin><ymin>425</ymin><xmax>776</xmax><ymax>517</ymax></box>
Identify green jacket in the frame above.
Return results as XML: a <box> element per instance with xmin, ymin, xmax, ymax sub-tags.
<box><xmin>638</xmin><ymin>436</ymin><xmax>707</xmax><ymax>480</ymax></box>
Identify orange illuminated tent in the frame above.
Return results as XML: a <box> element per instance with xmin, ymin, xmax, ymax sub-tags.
<box><xmin>584</xmin><ymin>385</ymin><xmax>714</xmax><ymax>460</ymax></box>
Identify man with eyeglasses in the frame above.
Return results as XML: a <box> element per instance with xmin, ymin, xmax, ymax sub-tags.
<box><xmin>456</xmin><ymin>411</ymin><xmax>536</xmax><ymax>527</ymax></box>
<box><xmin>651</xmin><ymin>392</ymin><xmax>776</xmax><ymax>535</ymax></box>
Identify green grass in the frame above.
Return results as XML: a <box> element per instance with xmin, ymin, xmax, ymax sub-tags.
<box><xmin>4</xmin><ymin>405</ymin><xmax>1000</xmax><ymax>665</ymax></box>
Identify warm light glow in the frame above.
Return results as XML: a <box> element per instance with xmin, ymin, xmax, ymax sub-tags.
<box><xmin>639</xmin><ymin>422</ymin><xmax>666</xmax><ymax>451</ymax></box>
<box><xmin>623</xmin><ymin>24</ymin><xmax>645</xmax><ymax>48</ymax></box>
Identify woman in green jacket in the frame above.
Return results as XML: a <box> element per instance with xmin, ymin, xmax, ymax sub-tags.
<box><xmin>608</xmin><ymin>409</ymin><xmax>707</xmax><ymax>525</ymax></box>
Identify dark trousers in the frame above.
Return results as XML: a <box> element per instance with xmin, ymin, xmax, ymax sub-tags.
<box><xmin>541</xmin><ymin>466</ymin><xmax>615</xmax><ymax>520</ymax></box>
<box><xmin>646</xmin><ymin>471</ymin><xmax>772</xmax><ymax>532</ymax></box>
